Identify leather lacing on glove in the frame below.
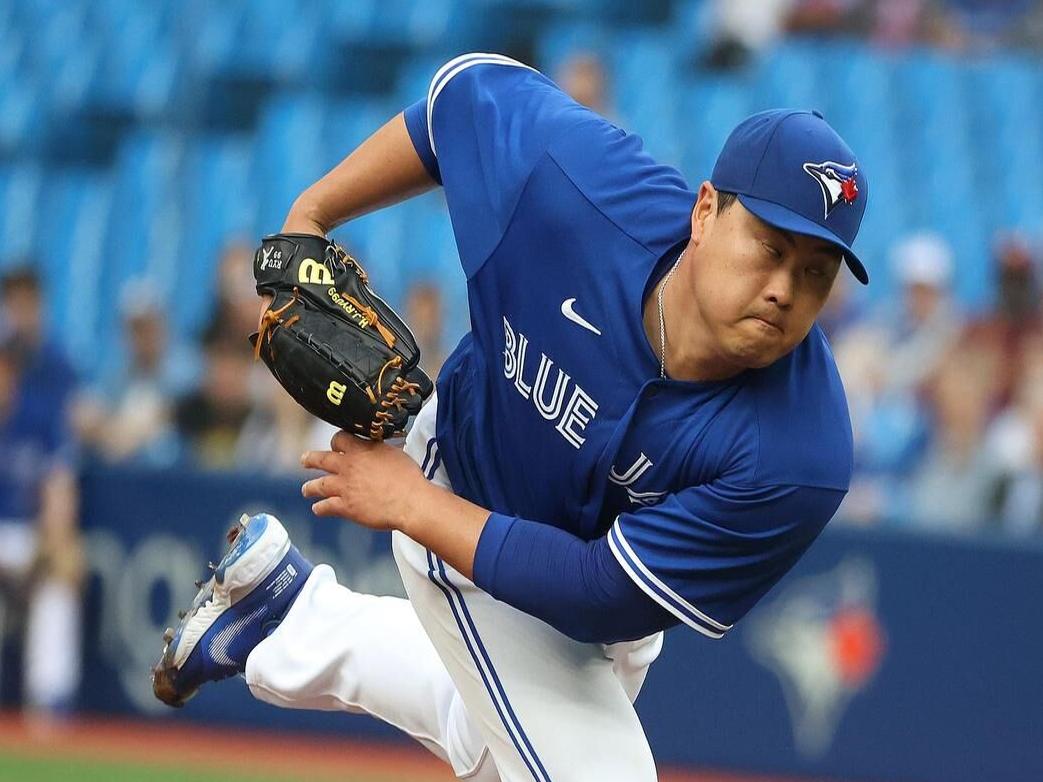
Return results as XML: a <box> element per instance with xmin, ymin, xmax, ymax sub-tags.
<box><xmin>253</xmin><ymin>293</ymin><xmax>301</xmax><ymax>361</ymax></box>
<box><xmin>369</xmin><ymin>369</ymin><xmax>423</xmax><ymax>439</ymax></box>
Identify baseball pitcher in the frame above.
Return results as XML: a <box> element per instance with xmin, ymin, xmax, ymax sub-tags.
<box><xmin>153</xmin><ymin>53</ymin><xmax>868</xmax><ymax>782</ymax></box>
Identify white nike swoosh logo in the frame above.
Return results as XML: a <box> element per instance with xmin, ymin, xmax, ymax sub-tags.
<box><xmin>207</xmin><ymin>605</ymin><xmax>266</xmax><ymax>667</ymax></box>
<box><xmin>561</xmin><ymin>298</ymin><xmax>602</xmax><ymax>336</ymax></box>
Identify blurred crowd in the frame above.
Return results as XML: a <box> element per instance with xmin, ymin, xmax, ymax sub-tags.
<box><xmin>0</xmin><ymin>269</ymin><xmax>83</xmax><ymax>722</ymax></box>
<box><xmin>8</xmin><ymin>224</ymin><xmax>1043</xmax><ymax>544</ymax></box>
<box><xmin>702</xmin><ymin>0</ymin><xmax>1043</xmax><ymax>68</ymax></box>
<box><xmin>825</xmin><ymin>232</ymin><xmax>1043</xmax><ymax>538</ymax></box>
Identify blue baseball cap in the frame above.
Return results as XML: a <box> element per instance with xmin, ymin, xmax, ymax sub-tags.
<box><xmin>710</xmin><ymin>109</ymin><xmax>869</xmax><ymax>284</ymax></box>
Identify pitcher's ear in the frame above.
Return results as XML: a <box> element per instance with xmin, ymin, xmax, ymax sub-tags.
<box><xmin>690</xmin><ymin>181</ymin><xmax>718</xmax><ymax>244</ymax></box>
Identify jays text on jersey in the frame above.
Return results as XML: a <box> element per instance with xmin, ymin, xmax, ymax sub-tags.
<box><xmin>403</xmin><ymin>54</ymin><xmax>853</xmax><ymax>639</ymax></box>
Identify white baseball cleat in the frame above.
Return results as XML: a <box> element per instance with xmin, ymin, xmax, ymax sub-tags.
<box><xmin>151</xmin><ymin>512</ymin><xmax>313</xmax><ymax>707</ymax></box>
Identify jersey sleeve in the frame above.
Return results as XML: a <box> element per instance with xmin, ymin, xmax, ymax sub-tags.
<box><xmin>472</xmin><ymin>512</ymin><xmax>679</xmax><ymax>644</ymax></box>
<box><xmin>607</xmin><ymin>481</ymin><xmax>845</xmax><ymax>639</ymax></box>
<box><xmin>402</xmin><ymin>53</ymin><xmax>593</xmax><ymax>271</ymax></box>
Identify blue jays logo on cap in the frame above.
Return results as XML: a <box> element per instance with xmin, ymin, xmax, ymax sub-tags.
<box><xmin>802</xmin><ymin>161</ymin><xmax>860</xmax><ymax>218</ymax></box>
<box><xmin>710</xmin><ymin>109</ymin><xmax>870</xmax><ymax>285</ymax></box>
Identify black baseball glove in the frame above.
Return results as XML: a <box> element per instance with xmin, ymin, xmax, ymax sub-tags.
<box><xmin>250</xmin><ymin>233</ymin><xmax>433</xmax><ymax>440</ymax></box>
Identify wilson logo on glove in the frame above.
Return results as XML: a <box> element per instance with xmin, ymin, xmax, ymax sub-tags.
<box><xmin>327</xmin><ymin>381</ymin><xmax>347</xmax><ymax>406</ymax></box>
<box><xmin>250</xmin><ymin>233</ymin><xmax>433</xmax><ymax>440</ymax></box>
<box><xmin>298</xmin><ymin>258</ymin><xmax>335</xmax><ymax>286</ymax></box>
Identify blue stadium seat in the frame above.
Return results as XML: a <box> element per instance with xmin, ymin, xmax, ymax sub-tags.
<box><xmin>323</xmin><ymin>98</ymin><xmax>393</xmax><ymax>165</ymax></box>
<box><xmin>323</xmin><ymin>0</ymin><xmax>484</xmax><ymax>93</ymax></box>
<box><xmin>82</xmin><ymin>1</ymin><xmax>171</xmax><ymax>115</ymax></box>
<box><xmin>395</xmin><ymin>56</ymin><xmax>446</xmax><ymax>106</ymax></box>
<box><xmin>956</xmin><ymin>227</ymin><xmax>992</xmax><ymax>311</ymax></box>
<box><xmin>179</xmin><ymin>0</ymin><xmax>249</xmax><ymax>76</ymax></box>
<box><xmin>0</xmin><ymin>3</ymin><xmax>92</xmax><ymax>158</ymax></box>
<box><xmin>0</xmin><ymin>163</ymin><xmax>44</xmax><ymax>264</ymax></box>
<box><xmin>96</xmin><ymin>131</ymin><xmax>187</xmax><ymax>355</ymax></box>
<box><xmin>466</xmin><ymin>0</ymin><xmax>579</xmax><ymax>51</ymax></box>
<box><xmin>34</xmin><ymin>170</ymin><xmax>114</xmax><ymax>366</ymax></box>
<box><xmin>536</xmin><ymin>21</ymin><xmax>611</xmax><ymax>74</ymax></box>
<box><xmin>370</xmin><ymin>0</ymin><xmax>478</xmax><ymax>50</ymax></box>
<box><xmin>0</xmin><ymin>79</ymin><xmax>46</xmax><ymax>159</ymax></box>
<box><xmin>176</xmin><ymin>135</ymin><xmax>257</xmax><ymax>334</ymax></box>
<box><xmin>613</xmin><ymin>30</ymin><xmax>685</xmax><ymax>166</ymax></box>
<box><xmin>754</xmin><ymin>41</ymin><xmax>826</xmax><ymax>114</ymax></box>
<box><xmin>250</xmin><ymin>92</ymin><xmax>329</xmax><ymax>235</ymax></box>
<box><xmin>0</xmin><ymin>0</ymin><xmax>1040</xmax><ymax>342</ymax></box>
<box><xmin>892</xmin><ymin>49</ymin><xmax>972</xmax><ymax>162</ymax></box>
<box><xmin>669</xmin><ymin>0</ymin><xmax>714</xmax><ymax>57</ymax></box>
<box><xmin>338</xmin><ymin>207</ymin><xmax>409</xmax><ymax>308</ymax></box>
<box><xmin>472</xmin><ymin>0</ymin><xmax>588</xmax><ymax>13</ymax></box>
<box><xmin>811</xmin><ymin>43</ymin><xmax>887</xmax><ymax>152</ymax></box>
<box><xmin>0</xmin><ymin>163</ymin><xmax>111</xmax><ymax>371</ymax></box>
<box><xmin>966</xmin><ymin>57</ymin><xmax>1043</xmax><ymax>237</ymax></box>
<box><xmin>678</xmin><ymin>76</ymin><xmax>751</xmax><ymax>182</ymax></box>
<box><xmin>392</xmin><ymin>186</ymin><xmax>473</xmax><ymax>343</ymax></box>
<box><xmin>218</xmin><ymin>0</ymin><xmax>330</xmax><ymax>85</ymax></box>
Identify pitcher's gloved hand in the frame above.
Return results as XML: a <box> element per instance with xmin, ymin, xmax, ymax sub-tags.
<box><xmin>250</xmin><ymin>233</ymin><xmax>433</xmax><ymax>440</ymax></box>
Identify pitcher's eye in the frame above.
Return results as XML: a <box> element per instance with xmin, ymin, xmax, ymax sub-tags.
<box><xmin>761</xmin><ymin>241</ymin><xmax>781</xmax><ymax>258</ymax></box>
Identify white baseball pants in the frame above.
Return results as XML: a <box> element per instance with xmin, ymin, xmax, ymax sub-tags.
<box><xmin>0</xmin><ymin>521</ymin><xmax>82</xmax><ymax>712</ymax></box>
<box><xmin>245</xmin><ymin>396</ymin><xmax>664</xmax><ymax>781</ymax></box>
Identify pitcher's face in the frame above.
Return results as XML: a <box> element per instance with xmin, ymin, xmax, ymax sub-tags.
<box><xmin>686</xmin><ymin>185</ymin><xmax>842</xmax><ymax>369</ymax></box>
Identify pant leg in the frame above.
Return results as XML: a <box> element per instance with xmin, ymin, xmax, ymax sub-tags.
<box><xmin>245</xmin><ymin>565</ymin><xmax>495</xmax><ymax>779</ymax></box>
<box><xmin>245</xmin><ymin>547</ymin><xmax>661</xmax><ymax>782</ymax></box>
<box><xmin>393</xmin><ymin>527</ymin><xmax>658</xmax><ymax>782</ymax></box>
<box><xmin>246</xmin><ymin>397</ymin><xmax>497</xmax><ymax>780</ymax></box>
<box><xmin>399</xmin><ymin>397</ymin><xmax>657</xmax><ymax>781</ymax></box>
<box><xmin>24</xmin><ymin>578</ymin><xmax>82</xmax><ymax>710</ymax></box>
<box><xmin>3</xmin><ymin>520</ymin><xmax>83</xmax><ymax>713</ymax></box>
<box><xmin>0</xmin><ymin>522</ymin><xmax>34</xmax><ymax>708</ymax></box>
<box><xmin>249</xmin><ymin>395</ymin><xmax>659</xmax><ymax>781</ymax></box>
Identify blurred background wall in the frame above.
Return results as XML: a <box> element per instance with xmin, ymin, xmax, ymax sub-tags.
<box><xmin>0</xmin><ymin>1</ymin><xmax>1042</xmax><ymax>780</ymax></box>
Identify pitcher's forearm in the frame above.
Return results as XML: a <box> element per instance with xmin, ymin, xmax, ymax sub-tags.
<box><xmin>399</xmin><ymin>481</ymin><xmax>489</xmax><ymax>581</ymax></box>
<box><xmin>282</xmin><ymin>112</ymin><xmax>437</xmax><ymax>235</ymax></box>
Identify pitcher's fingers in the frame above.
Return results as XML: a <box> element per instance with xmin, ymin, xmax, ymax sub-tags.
<box><xmin>301</xmin><ymin>450</ymin><xmax>341</xmax><ymax>471</ymax></box>
<box><xmin>311</xmin><ymin>498</ymin><xmax>348</xmax><ymax>518</ymax></box>
<box><xmin>330</xmin><ymin>430</ymin><xmax>357</xmax><ymax>453</ymax></box>
<box><xmin>302</xmin><ymin>476</ymin><xmax>337</xmax><ymax>499</ymax></box>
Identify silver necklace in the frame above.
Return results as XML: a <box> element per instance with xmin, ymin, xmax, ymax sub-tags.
<box><xmin>657</xmin><ymin>247</ymin><xmax>686</xmax><ymax>379</ymax></box>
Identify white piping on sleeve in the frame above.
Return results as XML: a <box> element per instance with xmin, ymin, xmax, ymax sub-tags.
<box><xmin>607</xmin><ymin>519</ymin><xmax>732</xmax><ymax>639</ymax></box>
<box><xmin>425</xmin><ymin>53</ymin><xmax>537</xmax><ymax>158</ymax></box>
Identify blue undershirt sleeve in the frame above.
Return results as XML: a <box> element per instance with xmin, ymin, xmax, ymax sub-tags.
<box><xmin>472</xmin><ymin>512</ymin><xmax>678</xmax><ymax>644</ymax></box>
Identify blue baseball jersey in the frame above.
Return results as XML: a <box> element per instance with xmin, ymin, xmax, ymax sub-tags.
<box><xmin>0</xmin><ymin>341</ymin><xmax>77</xmax><ymax>522</ymax></box>
<box><xmin>403</xmin><ymin>54</ymin><xmax>852</xmax><ymax>639</ymax></box>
